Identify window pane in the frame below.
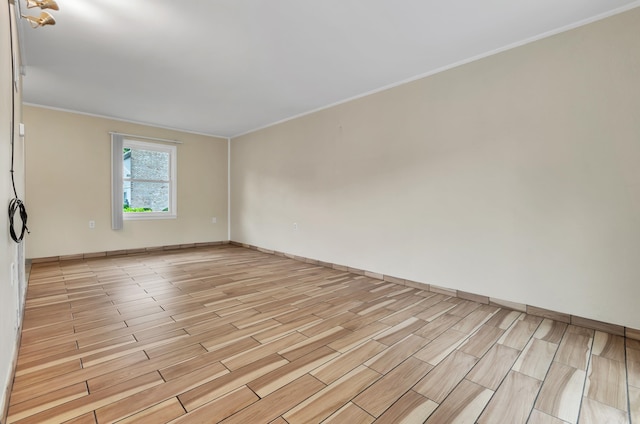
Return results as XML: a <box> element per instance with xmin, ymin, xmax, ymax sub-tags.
<box><xmin>118</xmin><ymin>140</ymin><xmax>177</xmax><ymax>220</ymax></box>
<box><xmin>124</xmin><ymin>181</ymin><xmax>170</xmax><ymax>212</ymax></box>
<box><xmin>129</xmin><ymin>149</ymin><xmax>170</xmax><ymax>181</ymax></box>
<box><xmin>123</xmin><ymin>180</ymin><xmax>131</xmax><ymax>208</ymax></box>
<box><xmin>123</xmin><ymin>148</ymin><xmax>131</xmax><ymax>178</ymax></box>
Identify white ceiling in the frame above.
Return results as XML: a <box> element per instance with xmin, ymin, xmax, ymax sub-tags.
<box><xmin>18</xmin><ymin>0</ymin><xmax>640</xmax><ymax>138</ymax></box>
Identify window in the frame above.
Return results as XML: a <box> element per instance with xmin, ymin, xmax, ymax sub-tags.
<box><xmin>111</xmin><ymin>137</ymin><xmax>177</xmax><ymax>227</ymax></box>
<box><xmin>122</xmin><ymin>140</ymin><xmax>176</xmax><ymax>219</ymax></box>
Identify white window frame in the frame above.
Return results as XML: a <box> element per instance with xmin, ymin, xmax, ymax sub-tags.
<box><xmin>121</xmin><ymin>139</ymin><xmax>177</xmax><ymax>221</ymax></box>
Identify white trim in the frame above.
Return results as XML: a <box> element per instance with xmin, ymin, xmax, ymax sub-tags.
<box><xmin>23</xmin><ymin>103</ymin><xmax>228</xmax><ymax>139</ymax></box>
<box><xmin>227</xmin><ymin>138</ymin><xmax>231</xmax><ymax>241</ymax></box>
<box><xmin>110</xmin><ymin>131</ymin><xmax>181</xmax><ymax>145</ymax></box>
<box><xmin>231</xmin><ymin>1</ymin><xmax>640</xmax><ymax>139</ymax></box>
<box><xmin>123</xmin><ymin>214</ymin><xmax>177</xmax><ymax>221</ymax></box>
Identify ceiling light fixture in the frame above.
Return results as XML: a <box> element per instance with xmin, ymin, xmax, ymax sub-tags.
<box><xmin>25</xmin><ymin>0</ymin><xmax>59</xmax><ymax>11</ymax></box>
<box><xmin>21</xmin><ymin>10</ymin><xmax>56</xmax><ymax>28</ymax></box>
<box><xmin>21</xmin><ymin>0</ymin><xmax>59</xmax><ymax>29</ymax></box>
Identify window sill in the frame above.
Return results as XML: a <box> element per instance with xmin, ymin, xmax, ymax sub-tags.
<box><xmin>123</xmin><ymin>213</ymin><xmax>177</xmax><ymax>221</ymax></box>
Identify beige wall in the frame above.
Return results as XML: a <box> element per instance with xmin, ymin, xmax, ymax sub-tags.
<box><xmin>1</xmin><ymin>1</ymin><xmax>26</xmax><ymax>414</ymax></box>
<box><xmin>231</xmin><ymin>9</ymin><xmax>640</xmax><ymax>328</ymax></box>
<box><xmin>24</xmin><ymin>106</ymin><xmax>228</xmax><ymax>258</ymax></box>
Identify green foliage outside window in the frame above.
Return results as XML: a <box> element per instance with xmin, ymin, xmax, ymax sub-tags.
<box><xmin>123</xmin><ymin>206</ymin><xmax>152</xmax><ymax>212</ymax></box>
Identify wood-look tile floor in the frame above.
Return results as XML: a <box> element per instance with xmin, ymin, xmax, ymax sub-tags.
<box><xmin>7</xmin><ymin>245</ymin><xmax>639</xmax><ymax>423</ymax></box>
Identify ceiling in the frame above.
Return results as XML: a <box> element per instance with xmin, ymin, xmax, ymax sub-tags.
<box><xmin>17</xmin><ymin>0</ymin><xmax>640</xmax><ymax>138</ymax></box>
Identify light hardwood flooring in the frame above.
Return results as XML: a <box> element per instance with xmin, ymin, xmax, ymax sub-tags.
<box><xmin>7</xmin><ymin>245</ymin><xmax>640</xmax><ymax>423</ymax></box>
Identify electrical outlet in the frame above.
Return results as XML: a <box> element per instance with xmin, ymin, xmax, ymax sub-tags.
<box><xmin>89</xmin><ymin>220</ymin><xmax>96</xmax><ymax>229</ymax></box>
<box><xmin>293</xmin><ymin>222</ymin><xmax>298</xmax><ymax>231</ymax></box>
<box><xmin>212</xmin><ymin>217</ymin><xmax>217</xmax><ymax>224</ymax></box>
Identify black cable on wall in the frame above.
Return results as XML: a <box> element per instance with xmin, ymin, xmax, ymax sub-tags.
<box><xmin>6</xmin><ymin>1</ymin><xmax>29</xmax><ymax>243</ymax></box>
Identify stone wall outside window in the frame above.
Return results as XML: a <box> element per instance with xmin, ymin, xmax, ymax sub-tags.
<box><xmin>129</xmin><ymin>149</ymin><xmax>170</xmax><ymax>212</ymax></box>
